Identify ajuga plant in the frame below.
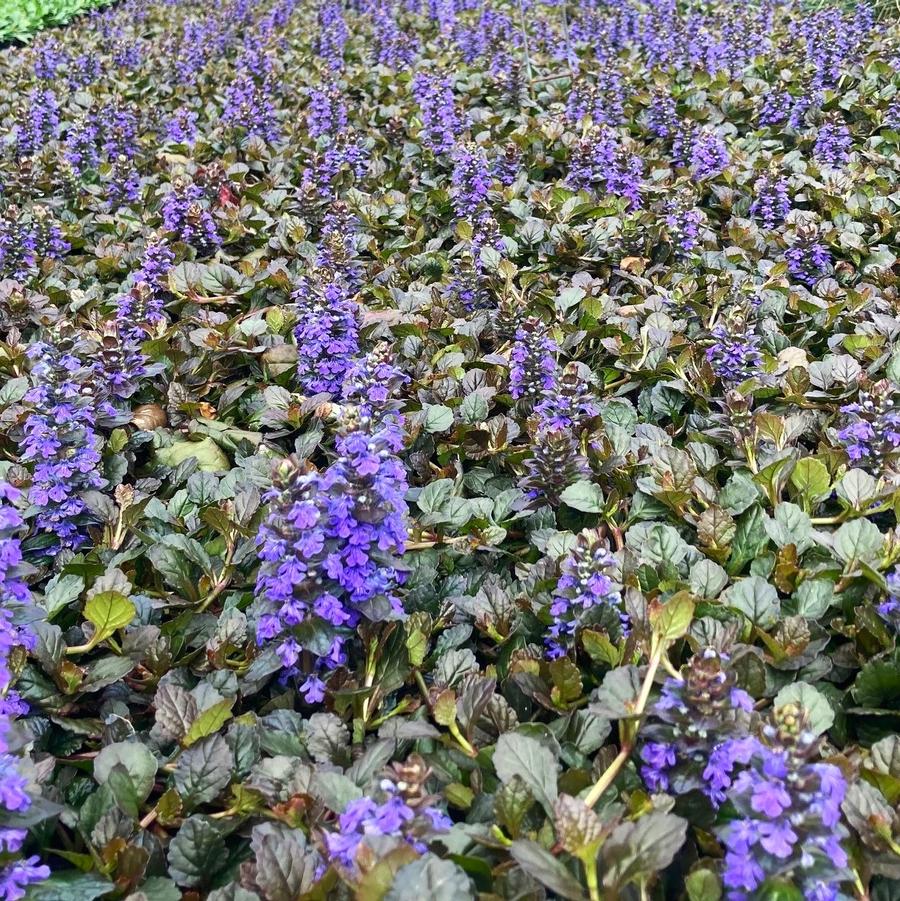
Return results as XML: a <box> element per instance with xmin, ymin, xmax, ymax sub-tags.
<box><xmin>835</xmin><ymin>381</ymin><xmax>900</xmax><ymax>474</ymax></box>
<box><xmin>323</xmin><ymin>754</ymin><xmax>451</xmax><ymax>874</ymax></box>
<box><xmin>292</xmin><ymin>268</ymin><xmax>361</xmax><ymax>397</ymax></box>
<box><xmin>0</xmin><ymin>484</ymin><xmax>48</xmax><ymax>899</ymax></box>
<box><xmin>254</xmin><ymin>408</ymin><xmax>408</xmax><ymax>703</ymax></box>
<box><xmin>639</xmin><ymin>648</ymin><xmax>753</xmax><ymax>804</ymax></box>
<box><xmin>509</xmin><ymin>316</ymin><xmax>557</xmax><ymax>411</ymax></box>
<box><xmin>544</xmin><ymin>528</ymin><xmax>624</xmax><ymax>658</ymax></box>
<box><xmin>716</xmin><ymin>704</ymin><xmax>849</xmax><ymax>900</ymax></box>
<box><xmin>17</xmin><ymin>339</ymin><xmax>114</xmax><ymax>551</ymax></box>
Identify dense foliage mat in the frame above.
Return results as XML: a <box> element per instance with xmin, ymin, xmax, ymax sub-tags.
<box><xmin>0</xmin><ymin>0</ymin><xmax>114</xmax><ymax>43</ymax></box>
<box><xmin>2</xmin><ymin>0</ymin><xmax>900</xmax><ymax>898</ymax></box>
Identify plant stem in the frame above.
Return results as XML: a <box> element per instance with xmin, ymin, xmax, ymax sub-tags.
<box><xmin>584</xmin><ymin>640</ymin><xmax>663</xmax><ymax>807</ymax></box>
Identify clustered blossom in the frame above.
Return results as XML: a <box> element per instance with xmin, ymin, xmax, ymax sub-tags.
<box><xmin>94</xmin><ymin>325</ymin><xmax>151</xmax><ymax>400</ymax></box>
<box><xmin>116</xmin><ymin>237</ymin><xmax>174</xmax><ymax>335</ymax></box>
<box><xmin>664</xmin><ymin>189</ymin><xmax>703</xmax><ymax>254</ymax></box>
<box><xmin>492</xmin><ymin>143</ymin><xmax>520</xmax><ymax>187</ymax></box>
<box><xmin>411</xmin><ymin>71</ymin><xmax>461</xmax><ymax>156</ymax></box>
<box><xmin>15</xmin><ymin>89</ymin><xmax>59</xmax><ymax>158</ymax></box>
<box><xmin>785</xmin><ymin>234</ymin><xmax>831</xmax><ymax>287</ymax></box>
<box><xmin>160</xmin><ymin>178</ymin><xmax>219</xmax><ymax>251</ymax></box>
<box><xmin>298</xmin><ymin>131</ymin><xmax>369</xmax><ymax>203</ymax></box>
<box><xmin>814</xmin><ymin>119</ymin><xmax>851</xmax><ymax>167</ymax></box>
<box><xmin>878</xmin><ymin>568</ymin><xmax>900</xmax><ymax>629</ymax></box>
<box><xmin>533</xmin><ymin>364</ymin><xmax>597</xmax><ymax>433</ymax></box>
<box><xmin>639</xmin><ymin>649</ymin><xmax>753</xmax><ymax>804</ymax></box>
<box><xmin>64</xmin><ymin>112</ymin><xmax>100</xmax><ymax>174</ymax></box>
<box><xmin>691</xmin><ymin>128</ymin><xmax>729</xmax><ymax>180</ymax></box>
<box><xmin>716</xmin><ymin>705</ymin><xmax>849</xmax><ymax>900</ymax></box>
<box><xmin>836</xmin><ymin>384</ymin><xmax>900</xmax><ymax>472</ymax></box>
<box><xmin>307</xmin><ymin>84</ymin><xmax>347</xmax><ymax>138</ymax></box>
<box><xmin>316</xmin><ymin>1</ymin><xmax>349</xmax><ymax>71</ymax></box>
<box><xmin>544</xmin><ymin>529</ymin><xmax>623</xmax><ymax>658</ymax></box>
<box><xmin>567</xmin><ymin>125</ymin><xmax>642</xmax><ymax>208</ymax></box>
<box><xmin>222</xmin><ymin>73</ymin><xmax>280</xmax><ymax>142</ymax></box>
<box><xmin>450</xmin><ymin>142</ymin><xmax>491</xmax><ymax>220</ymax></box>
<box><xmin>19</xmin><ymin>341</ymin><xmax>112</xmax><ymax>550</ymax></box>
<box><xmin>706</xmin><ymin>323</ymin><xmax>763</xmax><ymax>383</ymax></box>
<box><xmin>0</xmin><ymin>207</ymin><xmax>68</xmax><ymax>284</ymax></box>
<box><xmin>255</xmin><ymin>412</ymin><xmax>408</xmax><ymax>703</ymax></box>
<box><xmin>750</xmin><ymin>173</ymin><xmax>791</xmax><ymax>229</ymax></box>
<box><xmin>341</xmin><ymin>344</ymin><xmax>409</xmax><ymax>417</ymax></box>
<box><xmin>293</xmin><ymin>271</ymin><xmax>361</xmax><ymax>396</ymax></box>
<box><xmin>509</xmin><ymin>318</ymin><xmax>557</xmax><ymax>407</ymax></box>
<box><xmin>324</xmin><ymin>756</ymin><xmax>451</xmax><ymax>872</ymax></box>
<box><xmin>0</xmin><ymin>484</ymin><xmax>50</xmax><ymax>899</ymax></box>
<box><xmin>163</xmin><ymin>108</ymin><xmax>198</xmax><ymax>145</ymax></box>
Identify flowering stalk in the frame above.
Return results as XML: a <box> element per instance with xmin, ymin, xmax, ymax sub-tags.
<box><xmin>836</xmin><ymin>383</ymin><xmax>900</xmax><ymax>473</ymax></box>
<box><xmin>18</xmin><ymin>340</ymin><xmax>113</xmax><ymax>551</ymax></box>
<box><xmin>544</xmin><ymin>529</ymin><xmax>625</xmax><ymax>659</ymax></box>
<box><xmin>293</xmin><ymin>270</ymin><xmax>361</xmax><ymax>397</ymax></box>
<box><xmin>0</xmin><ymin>484</ymin><xmax>49</xmax><ymax>899</ymax></box>
<box><xmin>254</xmin><ymin>410</ymin><xmax>408</xmax><ymax>704</ymax></box>
<box><xmin>716</xmin><ymin>704</ymin><xmax>849</xmax><ymax>900</ymax></box>
<box><xmin>639</xmin><ymin>649</ymin><xmax>752</xmax><ymax>804</ymax></box>
<box><xmin>323</xmin><ymin>755</ymin><xmax>451</xmax><ymax>873</ymax></box>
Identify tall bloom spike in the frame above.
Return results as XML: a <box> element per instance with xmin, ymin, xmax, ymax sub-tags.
<box><xmin>716</xmin><ymin>705</ymin><xmax>849</xmax><ymax>900</ymax></box>
<box><xmin>544</xmin><ymin>529</ymin><xmax>624</xmax><ymax>659</ymax></box>
<box><xmin>19</xmin><ymin>340</ymin><xmax>112</xmax><ymax>550</ymax></box>
<box><xmin>639</xmin><ymin>648</ymin><xmax>753</xmax><ymax>803</ymax></box>
<box><xmin>293</xmin><ymin>271</ymin><xmax>361</xmax><ymax>397</ymax></box>
<box><xmin>509</xmin><ymin>317</ymin><xmax>558</xmax><ymax>408</ymax></box>
<box><xmin>0</xmin><ymin>483</ymin><xmax>50</xmax><ymax>899</ymax></box>
<box><xmin>255</xmin><ymin>411</ymin><xmax>408</xmax><ymax>703</ymax></box>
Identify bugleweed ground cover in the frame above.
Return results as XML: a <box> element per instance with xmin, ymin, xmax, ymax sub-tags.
<box><xmin>2</xmin><ymin>0</ymin><xmax>900</xmax><ymax>898</ymax></box>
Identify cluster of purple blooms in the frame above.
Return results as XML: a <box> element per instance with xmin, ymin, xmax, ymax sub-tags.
<box><xmin>544</xmin><ymin>530</ymin><xmax>623</xmax><ymax>658</ymax></box>
<box><xmin>163</xmin><ymin>108</ymin><xmax>199</xmax><ymax>145</ymax></box>
<box><xmin>690</xmin><ymin>128</ymin><xmax>730</xmax><ymax>180</ymax></box>
<box><xmin>160</xmin><ymin>178</ymin><xmax>219</xmax><ymax>251</ymax></box>
<box><xmin>532</xmin><ymin>364</ymin><xmax>597</xmax><ymax>435</ymax></box>
<box><xmin>835</xmin><ymin>386</ymin><xmax>900</xmax><ymax>472</ymax></box>
<box><xmin>298</xmin><ymin>131</ymin><xmax>369</xmax><ymax>204</ymax></box>
<box><xmin>706</xmin><ymin>323</ymin><xmax>763</xmax><ymax>384</ymax></box>
<box><xmin>293</xmin><ymin>271</ymin><xmax>361</xmax><ymax>397</ymax></box>
<box><xmin>0</xmin><ymin>483</ymin><xmax>50</xmax><ymax>899</ymax></box>
<box><xmin>663</xmin><ymin>190</ymin><xmax>703</xmax><ymax>254</ymax></box>
<box><xmin>567</xmin><ymin>125</ymin><xmax>642</xmax><ymax>209</ymax></box>
<box><xmin>116</xmin><ymin>237</ymin><xmax>174</xmax><ymax>336</ymax></box>
<box><xmin>750</xmin><ymin>173</ymin><xmax>791</xmax><ymax>229</ymax></box>
<box><xmin>877</xmin><ymin>568</ymin><xmax>900</xmax><ymax>629</ymax></box>
<box><xmin>716</xmin><ymin>706</ymin><xmax>849</xmax><ymax>900</ymax></box>
<box><xmin>324</xmin><ymin>760</ymin><xmax>451</xmax><ymax>872</ymax></box>
<box><xmin>639</xmin><ymin>649</ymin><xmax>753</xmax><ymax>804</ymax></box>
<box><xmin>222</xmin><ymin>72</ymin><xmax>280</xmax><ymax>143</ymax></box>
<box><xmin>372</xmin><ymin>4</ymin><xmax>416</xmax><ymax>69</ymax></box>
<box><xmin>340</xmin><ymin>344</ymin><xmax>409</xmax><ymax>417</ymax></box>
<box><xmin>316</xmin><ymin>2</ymin><xmax>349</xmax><ymax>71</ymax></box>
<box><xmin>307</xmin><ymin>84</ymin><xmax>348</xmax><ymax>139</ymax></box>
<box><xmin>255</xmin><ymin>408</ymin><xmax>408</xmax><ymax>703</ymax></box>
<box><xmin>411</xmin><ymin>72</ymin><xmax>461</xmax><ymax>156</ymax></box>
<box><xmin>785</xmin><ymin>234</ymin><xmax>831</xmax><ymax>287</ymax></box>
<box><xmin>508</xmin><ymin>318</ymin><xmax>557</xmax><ymax>408</ymax></box>
<box><xmin>15</xmin><ymin>89</ymin><xmax>59</xmax><ymax>158</ymax></box>
<box><xmin>19</xmin><ymin>341</ymin><xmax>113</xmax><ymax>550</ymax></box>
<box><xmin>450</xmin><ymin>142</ymin><xmax>491</xmax><ymax>221</ymax></box>
<box><xmin>0</xmin><ymin>208</ymin><xmax>69</xmax><ymax>284</ymax></box>
<box><xmin>814</xmin><ymin>119</ymin><xmax>852</xmax><ymax>167</ymax></box>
